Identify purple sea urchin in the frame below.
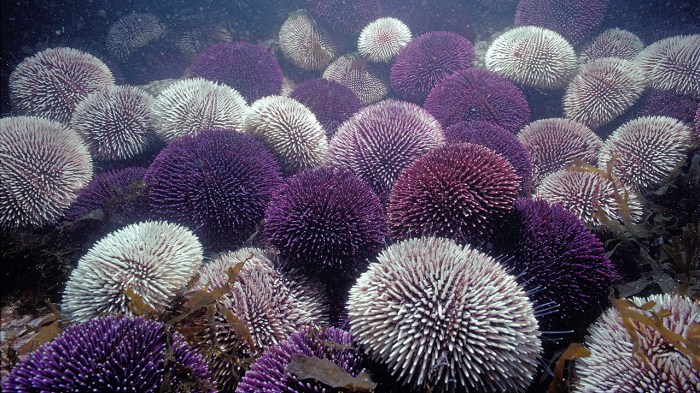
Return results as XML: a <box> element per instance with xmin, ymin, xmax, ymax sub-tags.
<box><xmin>189</xmin><ymin>42</ymin><xmax>284</xmax><ymax>102</ymax></box>
<box><xmin>579</xmin><ymin>28</ymin><xmax>644</xmax><ymax>64</ymax></box>
<box><xmin>390</xmin><ymin>31</ymin><xmax>475</xmax><ymax>104</ymax></box>
<box><xmin>348</xmin><ymin>236</ymin><xmax>541</xmax><ymax>392</ymax></box>
<box><xmin>322</xmin><ymin>53</ymin><xmax>388</xmax><ymax>105</ymax></box>
<box><xmin>598</xmin><ymin>116</ymin><xmax>693</xmax><ymax>192</ymax></box>
<box><xmin>574</xmin><ymin>294</ymin><xmax>700</xmax><ymax>392</ymax></box>
<box><xmin>264</xmin><ymin>167</ymin><xmax>386</xmax><ymax>272</ymax></box>
<box><xmin>279</xmin><ymin>10</ymin><xmax>341</xmax><ymax>71</ymax></box>
<box><xmin>517</xmin><ymin>118</ymin><xmax>602</xmax><ymax>187</ymax></box>
<box><xmin>635</xmin><ymin>34</ymin><xmax>700</xmax><ymax>99</ymax></box>
<box><xmin>635</xmin><ymin>89</ymin><xmax>697</xmax><ymax>124</ymax></box>
<box><xmin>106</xmin><ymin>13</ymin><xmax>166</xmax><ymax>61</ymax></box>
<box><xmin>424</xmin><ymin>68</ymin><xmax>530</xmax><ymax>133</ymax></box>
<box><xmin>236</xmin><ymin>327</ymin><xmax>363</xmax><ymax>393</ymax></box>
<box><xmin>563</xmin><ymin>57</ymin><xmax>645</xmax><ymax>129</ymax></box>
<box><xmin>0</xmin><ymin>116</ymin><xmax>93</xmax><ymax>230</ymax></box>
<box><xmin>1</xmin><ymin>316</ymin><xmax>213</xmax><ymax>392</ymax></box>
<box><xmin>9</xmin><ymin>47</ymin><xmax>114</xmax><ymax>124</ymax></box>
<box><xmin>69</xmin><ymin>85</ymin><xmax>155</xmax><ymax>161</ymax></box>
<box><xmin>515</xmin><ymin>0</ymin><xmax>608</xmax><ymax>46</ymax></box>
<box><xmin>61</xmin><ymin>220</ymin><xmax>203</xmax><ymax>322</ymax></box>
<box><xmin>244</xmin><ymin>96</ymin><xmax>328</xmax><ymax>175</ymax></box>
<box><xmin>145</xmin><ymin>129</ymin><xmax>282</xmax><ymax>248</ymax></box>
<box><xmin>328</xmin><ymin>99</ymin><xmax>445</xmax><ymax>200</ymax></box>
<box><xmin>388</xmin><ymin>143</ymin><xmax>520</xmax><ymax>245</ymax></box>
<box><xmin>358</xmin><ymin>17</ymin><xmax>412</xmax><ymax>63</ymax></box>
<box><xmin>150</xmin><ymin>78</ymin><xmax>248</xmax><ymax>142</ymax></box>
<box><xmin>289</xmin><ymin>79</ymin><xmax>362</xmax><ymax>136</ymax></box>
<box><xmin>307</xmin><ymin>0</ymin><xmax>381</xmax><ymax>35</ymax></box>
<box><xmin>485</xmin><ymin>26</ymin><xmax>576</xmax><ymax>90</ymax></box>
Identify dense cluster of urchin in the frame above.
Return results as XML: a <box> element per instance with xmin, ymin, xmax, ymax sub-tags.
<box><xmin>322</xmin><ymin>53</ymin><xmax>388</xmax><ymax>105</ymax></box>
<box><xmin>279</xmin><ymin>10</ymin><xmax>341</xmax><ymax>71</ymax></box>
<box><xmin>150</xmin><ymin>78</ymin><xmax>248</xmax><ymax>142</ymax></box>
<box><xmin>9</xmin><ymin>47</ymin><xmax>114</xmax><ymax>123</ymax></box>
<box><xmin>357</xmin><ymin>17</ymin><xmax>412</xmax><ymax>63</ymax></box>
<box><xmin>61</xmin><ymin>220</ymin><xmax>203</xmax><ymax>322</ymax></box>
<box><xmin>574</xmin><ymin>294</ymin><xmax>700</xmax><ymax>393</ymax></box>
<box><xmin>1</xmin><ymin>316</ymin><xmax>213</xmax><ymax>392</ymax></box>
<box><xmin>598</xmin><ymin>116</ymin><xmax>692</xmax><ymax>192</ymax></box>
<box><xmin>106</xmin><ymin>12</ymin><xmax>166</xmax><ymax>61</ymax></box>
<box><xmin>328</xmin><ymin>99</ymin><xmax>445</xmax><ymax>200</ymax></box>
<box><xmin>0</xmin><ymin>116</ymin><xmax>93</xmax><ymax>230</ymax></box>
<box><xmin>236</xmin><ymin>327</ymin><xmax>364</xmax><ymax>393</ymax></box>
<box><xmin>70</xmin><ymin>85</ymin><xmax>155</xmax><ymax>161</ymax></box>
<box><xmin>485</xmin><ymin>26</ymin><xmax>576</xmax><ymax>90</ymax></box>
<box><xmin>348</xmin><ymin>237</ymin><xmax>542</xmax><ymax>392</ymax></box>
<box><xmin>289</xmin><ymin>79</ymin><xmax>362</xmax><ymax>136</ymax></box>
<box><xmin>635</xmin><ymin>34</ymin><xmax>700</xmax><ymax>99</ymax></box>
<box><xmin>388</xmin><ymin>143</ymin><xmax>520</xmax><ymax>245</ymax></box>
<box><xmin>579</xmin><ymin>28</ymin><xmax>644</xmax><ymax>64</ymax></box>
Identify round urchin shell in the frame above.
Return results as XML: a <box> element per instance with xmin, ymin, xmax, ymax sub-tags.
<box><xmin>64</xmin><ymin>167</ymin><xmax>147</xmax><ymax>223</ymax></box>
<box><xmin>536</xmin><ymin>169</ymin><xmax>644</xmax><ymax>230</ymax></box>
<box><xmin>485</xmin><ymin>26</ymin><xmax>576</xmax><ymax>90</ymax></box>
<box><xmin>106</xmin><ymin>12</ymin><xmax>166</xmax><ymax>61</ymax></box>
<box><xmin>70</xmin><ymin>85</ymin><xmax>155</xmax><ymax>161</ymax></box>
<box><xmin>515</xmin><ymin>0</ymin><xmax>608</xmax><ymax>46</ymax></box>
<box><xmin>635</xmin><ymin>34</ymin><xmax>700</xmax><ymax>99</ymax></box>
<box><xmin>424</xmin><ymin>68</ymin><xmax>530</xmax><ymax>133</ymax></box>
<box><xmin>444</xmin><ymin>120</ymin><xmax>533</xmax><ymax>193</ymax></box>
<box><xmin>598</xmin><ymin>116</ymin><xmax>693</xmax><ymax>192</ymax></box>
<box><xmin>244</xmin><ymin>96</ymin><xmax>328</xmax><ymax>175</ymax></box>
<box><xmin>390</xmin><ymin>31</ymin><xmax>475</xmax><ymax>104</ymax></box>
<box><xmin>145</xmin><ymin>129</ymin><xmax>283</xmax><ymax>248</ymax></box>
<box><xmin>388</xmin><ymin>143</ymin><xmax>520</xmax><ymax>245</ymax></box>
<box><xmin>1</xmin><ymin>316</ymin><xmax>213</xmax><ymax>392</ymax></box>
<box><xmin>0</xmin><ymin>116</ymin><xmax>93</xmax><ymax>230</ymax></box>
<box><xmin>61</xmin><ymin>220</ymin><xmax>203</xmax><ymax>323</ymax></box>
<box><xmin>279</xmin><ymin>10</ymin><xmax>341</xmax><ymax>71</ymax></box>
<box><xmin>358</xmin><ymin>17</ymin><xmax>412</xmax><ymax>63</ymax></box>
<box><xmin>518</xmin><ymin>118</ymin><xmax>603</xmax><ymax>187</ymax></box>
<box><xmin>496</xmin><ymin>198</ymin><xmax>618</xmax><ymax>332</ymax></box>
<box><xmin>191</xmin><ymin>247</ymin><xmax>327</xmax><ymax>391</ymax></box>
<box><xmin>563</xmin><ymin>57</ymin><xmax>646</xmax><ymax>129</ymax></box>
<box><xmin>579</xmin><ymin>28</ymin><xmax>644</xmax><ymax>64</ymax></box>
<box><xmin>236</xmin><ymin>327</ymin><xmax>363</xmax><ymax>393</ymax></box>
<box><xmin>9</xmin><ymin>47</ymin><xmax>115</xmax><ymax>124</ymax></box>
<box><xmin>289</xmin><ymin>78</ymin><xmax>362</xmax><ymax>136</ymax></box>
<box><xmin>574</xmin><ymin>294</ymin><xmax>700</xmax><ymax>393</ymax></box>
<box><xmin>264</xmin><ymin>167</ymin><xmax>386</xmax><ymax>272</ymax></box>
<box><xmin>150</xmin><ymin>78</ymin><xmax>248</xmax><ymax>142</ymax></box>
<box><xmin>189</xmin><ymin>42</ymin><xmax>283</xmax><ymax>102</ymax></box>
<box><xmin>327</xmin><ymin>99</ymin><xmax>445</xmax><ymax>200</ymax></box>
<box><xmin>307</xmin><ymin>0</ymin><xmax>381</xmax><ymax>35</ymax></box>
<box><xmin>348</xmin><ymin>236</ymin><xmax>542</xmax><ymax>392</ymax></box>
<box><xmin>322</xmin><ymin>53</ymin><xmax>388</xmax><ymax>105</ymax></box>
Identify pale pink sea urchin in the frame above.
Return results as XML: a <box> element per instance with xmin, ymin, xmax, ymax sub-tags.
<box><xmin>579</xmin><ymin>28</ymin><xmax>644</xmax><ymax>64</ymax></box>
<box><xmin>635</xmin><ymin>34</ymin><xmax>700</xmax><ymax>99</ymax></box>
<box><xmin>358</xmin><ymin>17</ymin><xmax>412</xmax><ymax>63</ymax></box>
<box><xmin>322</xmin><ymin>53</ymin><xmax>388</xmax><ymax>105</ymax></box>
<box><xmin>279</xmin><ymin>10</ymin><xmax>341</xmax><ymax>71</ymax></box>
<box><xmin>106</xmin><ymin>13</ymin><xmax>165</xmax><ymax>61</ymax></box>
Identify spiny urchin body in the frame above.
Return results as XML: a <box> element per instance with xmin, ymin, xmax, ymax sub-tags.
<box><xmin>106</xmin><ymin>13</ymin><xmax>166</xmax><ymax>61</ymax></box>
<box><xmin>189</xmin><ymin>42</ymin><xmax>283</xmax><ymax>102</ymax></box>
<box><xmin>485</xmin><ymin>26</ymin><xmax>576</xmax><ymax>90</ymax></box>
<box><xmin>444</xmin><ymin>120</ymin><xmax>533</xmax><ymax>194</ymax></box>
<box><xmin>579</xmin><ymin>28</ymin><xmax>644</xmax><ymax>64</ymax></box>
<box><xmin>264</xmin><ymin>167</ymin><xmax>386</xmax><ymax>273</ymax></box>
<box><xmin>322</xmin><ymin>53</ymin><xmax>388</xmax><ymax>105</ymax></box>
<box><xmin>236</xmin><ymin>327</ymin><xmax>364</xmax><ymax>393</ymax></box>
<box><xmin>244</xmin><ymin>95</ymin><xmax>328</xmax><ymax>175</ymax></box>
<box><xmin>307</xmin><ymin>0</ymin><xmax>381</xmax><ymax>35</ymax></box>
<box><xmin>358</xmin><ymin>17</ymin><xmax>412</xmax><ymax>63</ymax></box>
<box><xmin>150</xmin><ymin>78</ymin><xmax>248</xmax><ymax>142</ymax></box>
<box><xmin>279</xmin><ymin>10</ymin><xmax>341</xmax><ymax>71</ymax></box>
<box><xmin>515</xmin><ymin>0</ymin><xmax>608</xmax><ymax>46</ymax></box>
<box><xmin>517</xmin><ymin>118</ymin><xmax>602</xmax><ymax>187</ymax></box>
<box><xmin>563</xmin><ymin>57</ymin><xmax>645</xmax><ymax>129</ymax></box>
<box><xmin>70</xmin><ymin>85</ymin><xmax>155</xmax><ymax>161</ymax></box>
<box><xmin>536</xmin><ymin>169</ymin><xmax>644</xmax><ymax>230</ymax></box>
<box><xmin>9</xmin><ymin>47</ymin><xmax>114</xmax><ymax>123</ymax></box>
<box><xmin>598</xmin><ymin>116</ymin><xmax>692</xmax><ymax>192</ymax></box>
<box><xmin>635</xmin><ymin>89</ymin><xmax>697</xmax><ymax>124</ymax></box>
<box><xmin>145</xmin><ymin>129</ymin><xmax>283</xmax><ymax>248</ymax></box>
<box><xmin>328</xmin><ymin>99</ymin><xmax>445</xmax><ymax>200</ymax></box>
<box><xmin>289</xmin><ymin>78</ymin><xmax>362</xmax><ymax>136</ymax></box>
<box><xmin>635</xmin><ymin>34</ymin><xmax>700</xmax><ymax>99</ymax></box>
<box><xmin>424</xmin><ymin>68</ymin><xmax>530</xmax><ymax>133</ymax></box>
<box><xmin>388</xmin><ymin>143</ymin><xmax>520</xmax><ymax>245</ymax></box>
<box><xmin>574</xmin><ymin>294</ymin><xmax>700</xmax><ymax>393</ymax></box>
<box><xmin>390</xmin><ymin>31</ymin><xmax>475</xmax><ymax>103</ymax></box>
<box><xmin>348</xmin><ymin>236</ymin><xmax>542</xmax><ymax>392</ymax></box>
<box><xmin>1</xmin><ymin>316</ymin><xmax>213</xmax><ymax>393</ymax></box>
<box><xmin>61</xmin><ymin>220</ymin><xmax>203</xmax><ymax>322</ymax></box>
<box><xmin>0</xmin><ymin>116</ymin><xmax>93</xmax><ymax>230</ymax></box>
